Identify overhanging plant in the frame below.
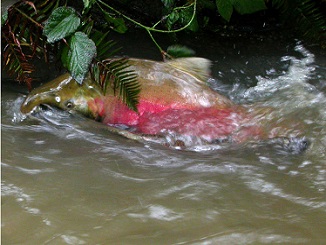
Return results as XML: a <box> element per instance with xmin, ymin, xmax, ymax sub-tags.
<box><xmin>1</xmin><ymin>0</ymin><xmax>200</xmax><ymax>110</ymax></box>
<box><xmin>1</xmin><ymin>0</ymin><xmax>142</xmax><ymax>110</ymax></box>
<box><xmin>2</xmin><ymin>0</ymin><xmax>325</xmax><ymax>111</ymax></box>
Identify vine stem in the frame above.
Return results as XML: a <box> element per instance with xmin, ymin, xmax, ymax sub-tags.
<box><xmin>146</xmin><ymin>30</ymin><xmax>163</xmax><ymax>53</ymax></box>
<box><xmin>96</xmin><ymin>0</ymin><xmax>197</xmax><ymax>34</ymax></box>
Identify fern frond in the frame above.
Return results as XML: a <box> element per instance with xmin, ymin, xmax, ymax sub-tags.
<box><xmin>273</xmin><ymin>0</ymin><xmax>326</xmax><ymax>45</ymax></box>
<box><xmin>2</xmin><ymin>31</ymin><xmax>35</xmax><ymax>89</ymax></box>
<box><xmin>2</xmin><ymin>0</ymin><xmax>61</xmax><ymax>88</ymax></box>
<box><xmin>90</xmin><ymin>30</ymin><xmax>122</xmax><ymax>60</ymax></box>
<box><xmin>90</xmin><ymin>58</ymin><xmax>141</xmax><ymax>112</ymax></box>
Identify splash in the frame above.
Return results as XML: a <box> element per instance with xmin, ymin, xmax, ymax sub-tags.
<box><xmin>6</xmin><ymin>97</ymin><xmax>28</xmax><ymax>123</ymax></box>
<box><xmin>234</xmin><ymin>42</ymin><xmax>326</xmax><ymax>155</ymax></box>
<box><xmin>242</xmin><ymin>42</ymin><xmax>321</xmax><ymax>104</ymax></box>
<box><xmin>145</xmin><ymin>43</ymin><xmax>325</xmax><ymax>149</ymax></box>
<box><xmin>11</xmin><ymin>43</ymin><xmax>325</xmax><ymax>152</ymax></box>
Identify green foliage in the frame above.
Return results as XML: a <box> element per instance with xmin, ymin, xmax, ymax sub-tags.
<box><xmin>232</xmin><ymin>0</ymin><xmax>267</xmax><ymax>15</ymax></box>
<box><xmin>2</xmin><ymin>0</ymin><xmax>140</xmax><ymax>110</ymax></box>
<box><xmin>216</xmin><ymin>0</ymin><xmax>267</xmax><ymax>22</ymax></box>
<box><xmin>42</xmin><ymin>7</ymin><xmax>98</xmax><ymax>84</ymax></box>
<box><xmin>163</xmin><ymin>1</ymin><xmax>198</xmax><ymax>32</ymax></box>
<box><xmin>65</xmin><ymin>32</ymin><xmax>97</xmax><ymax>84</ymax></box>
<box><xmin>166</xmin><ymin>10</ymin><xmax>180</xmax><ymax>30</ymax></box>
<box><xmin>179</xmin><ymin>7</ymin><xmax>199</xmax><ymax>32</ymax></box>
<box><xmin>2</xmin><ymin>0</ymin><xmax>325</xmax><ymax>112</ymax></box>
<box><xmin>83</xmin><ymin>0</ymin><xmax>96</xmax><ymax>12</ymax></box>
<box><xmin>90</xmin><ymin>31</ymin><xmax>121</xmax><ymax>60</ymax></box>
<box><xmin>91</xmin><ymin>59</ymin><xmax>141</xmax><ymax>112</ymax></box>
<box><xmin>161</xmin><ymin>0</ymin><xmax>175</xmax><ymax>9</ymax></box>
<box><xmin>102</xmin><ymin>12</ymin><xmax>128</xmax><ymax>34</ymax></box>
<box><xmin>88</xmin><ymin>31</ymin><xmax>140</xmax><ymax>111</ymax></box>
<box><xmin>216</xmin><ymin>0</ymin><xmax>233</xmax><ymax>21</ymax></box>
<box><xmin>272</xmin><ymin>0</ymin><xmax>326</xmax><ymax>46</ymax></box>
<box><xmin>43</xmin><ymin>6</ymin><xmax>97</xmax><ymax>84</ymax></box>
<box><xmin>43</xmin><ymin>7</ymin><xmax>80</xmax><ymax>43</ymax></box>
<box><xmin>1</xmin><ymin>9</ymin><xmax>8</xmax><ymax>26</ymax></box>
<box><xmin>167</xmin><ymin>45</ymin><xmax>196</xmax><ymax>58</ymax></box>
<box><xmin>2</xmin><ymin>0</ymin><xmax>60</xmax><ymax>89</ymax></box>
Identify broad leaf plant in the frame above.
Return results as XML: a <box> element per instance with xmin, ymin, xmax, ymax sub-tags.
<box><xmin>2</xmin><ymin>0</ymin><xmax>325</xmax><ymax>111</ymax></box>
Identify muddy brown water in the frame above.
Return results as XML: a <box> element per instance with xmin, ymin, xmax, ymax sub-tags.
<box><xmin>2</xmin><ymin>31</ymin><xmax>326</xmax><ymax>244</ymax></box>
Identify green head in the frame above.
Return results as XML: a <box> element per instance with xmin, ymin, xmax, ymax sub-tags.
<box><xmin>20</xmin><ymin>73</ymin><xmax>103</xmax><ymax>118</ymax></box>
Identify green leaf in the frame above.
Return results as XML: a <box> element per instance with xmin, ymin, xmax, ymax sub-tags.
<box><xmin>167</xmin><ymin>10</ymin><xmax>179</xmax><ymax>30</ymax></box>
<box><xmin>66</xmin><ymin>32</ymin><xmax>97</xmax><ymax>84</ymax></box>
<box><xmin>216</xmin><ymin>0</ymin><xmax>233</xmax><ymax>21</ymax></box>
<box><xmin>82</xmin><ymin>0</ymin><xmax>96</xmax><ymax>14</ymax></box>
<box><xmin>83</xmin><ymin>0</ymin><xmax>96</xmax><ymax>10</ymax></box>
<box><xmin>43</xmin><ymin>7</ymin><xmax>80</xmax><ymax>43</ymax></box>
<box><xmin>102</xmin><ymin>12</ymin><xmax>128</xmax><ymax>34</ymax></box>
<box><xmin>179</xmin><ymin>8</ymin><xmax>199</xmax><ymax>32</ymax></box>
<box><xmin>232</xmin><ymin>0</ymin><xmax>267</xmax><ymax>15</ymax></box>
<box><xmin>1</xmin><ymin>9</ymin><xmax>8</xmax><ymax>26</ymax></box>
<box><xmin>161</xmin><ymin>0</ymin><xmax>175</xmax><ymax>9</ymax></box>
<box><xmin>167</xmin><ymin>45</ymin><xmax>195</xmax><ymax>58</ymax></box>
<box><xmin>216</xmin><ymin>0</ymin><xmax>266</xmax><ymax>21</ymax></box>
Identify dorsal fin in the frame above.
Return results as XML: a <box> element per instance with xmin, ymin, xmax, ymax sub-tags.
<box><xmin>166</xmin><ymin>57</ymin><xmax>212</xmax><ymax>82</ymax></box>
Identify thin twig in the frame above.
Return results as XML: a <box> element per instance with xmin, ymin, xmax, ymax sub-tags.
<box><xmin>96</xmin><ymin>0</ymin><xmax>197</xmax><ymax>34</ymax></box>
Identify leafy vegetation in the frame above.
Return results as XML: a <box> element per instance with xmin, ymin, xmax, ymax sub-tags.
<box><xmin>2</xmin><ymin>0</ymin><xmax>325</xmax><ymax>110</ymax></box>
<box><xmin>216</xmin><ymin>0</ymin><xmax>267</xmax><ymax>21</ymax></box>
<box><xmin>272</xmin><ymin>0</ymin><xmax>326</xmax><ymax>45</ymax></box>
<box><xmin>1</xmin><ymin>0</ymin><xmax>140</xmax><ymax>109</ymax></box>
<box><xmin>2</xmin><ymin>0</ymin><xmax>59</xmax><ymax>90</ymax></box>
<box><xmin>90</xmin><ymin>58</ymin><xmax>140</xmax><ymax>112</ymax></box>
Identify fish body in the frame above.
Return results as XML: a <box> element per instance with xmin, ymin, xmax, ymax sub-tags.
<box><xmin>20</xmin><ymin>58</ymin><xmax>262</xmax><ymax>144</ymax></box>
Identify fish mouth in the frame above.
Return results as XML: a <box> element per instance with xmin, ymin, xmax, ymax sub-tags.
<box><xmin>20</xmin><ymin>92</ymin><xmax>54</xmax><ymax>114</ymax></box>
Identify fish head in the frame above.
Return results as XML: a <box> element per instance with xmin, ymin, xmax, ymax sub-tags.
<box><xmin>20</xmin><ymin>73</ymin><xmax>103</xmax><ymax>118</ymax></box>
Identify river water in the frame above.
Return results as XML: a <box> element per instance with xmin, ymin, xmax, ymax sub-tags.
<box><xmin>2</xmin><ymin>30</ymin><xmax>326</xmax><ymax>244</ymax></box>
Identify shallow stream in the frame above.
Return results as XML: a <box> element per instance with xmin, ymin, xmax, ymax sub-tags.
<box><xmin>2</xmin><ymin>31</ymin><xmax>326</xmax><ymax>244</ymax></box>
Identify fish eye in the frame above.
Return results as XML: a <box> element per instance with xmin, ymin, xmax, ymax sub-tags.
<box><xmin>65</xmin><ymin>100</ymin><xmax>74</xmax><ymax>109</ymax></box>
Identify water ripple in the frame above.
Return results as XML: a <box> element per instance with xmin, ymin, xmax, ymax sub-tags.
<box><xmin>243</xmin><ymin>177</ymin><xmax>326</xmax><ymax>210</ymax></box>
<box><xmin>127</xmin><ymin>205</ymin><xmax>183</xmax><ymax>221</ymax></box>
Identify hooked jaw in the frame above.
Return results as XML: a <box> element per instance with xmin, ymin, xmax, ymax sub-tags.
<box><xmin>20</xmin><ymin>73</ymin><xmax>73</xmax><ymax>114</ymax></box>
<box><xmin>20</xmin><ymin>91</ymin><xmax>55</xmax><ymax>114</ymax></box>
<box><xmin>20</xmin><ymin>73</ymin><xmax>103</xmax><ymax>118</ymax></box>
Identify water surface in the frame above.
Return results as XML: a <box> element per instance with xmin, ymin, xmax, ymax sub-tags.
<box><xmin>2</xmin><ymin>32</ymin><xmax>326</xmax><ymax>244</ymax></box>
